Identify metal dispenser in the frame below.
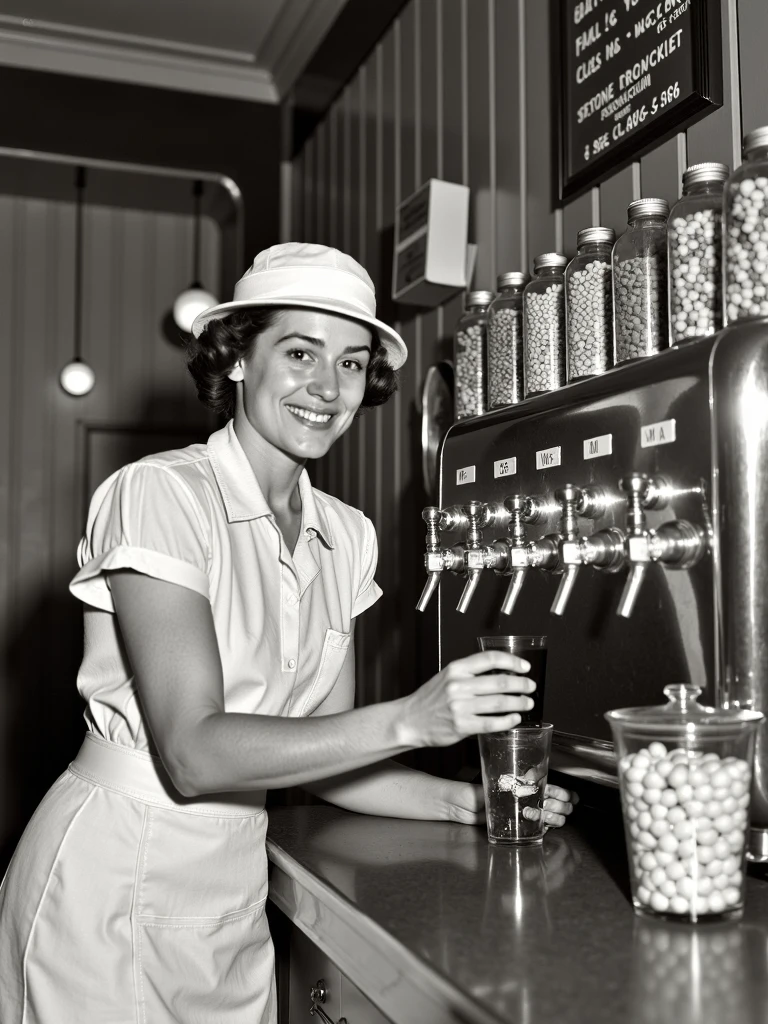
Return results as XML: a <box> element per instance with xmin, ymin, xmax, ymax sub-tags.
<box><xmin>418</xmin><ymin>320</ymin><xmax>768</xmax><ymax>862</ymax></box>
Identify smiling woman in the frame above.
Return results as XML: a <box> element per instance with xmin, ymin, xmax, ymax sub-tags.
<box><xmin>0</xmin><ymin>242</ymin><xmax>576</xmax><ymax>1024</ymax></box>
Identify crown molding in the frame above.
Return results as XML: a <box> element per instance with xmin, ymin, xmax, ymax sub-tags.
<box><xmin>258</xmin><ymin>0</ymin><xmax>348</xmax><ymax>98</ymax></box>
<box><xmin>0</xmin><ymin>26</ymin><xmax>278</xmax><ymax>103</ymax></box>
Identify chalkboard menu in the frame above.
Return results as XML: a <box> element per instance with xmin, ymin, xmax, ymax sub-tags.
<box><xmin>558</xmin><ymin>0</ymin><xmax>722</xmax><ymax>200</ymax></box>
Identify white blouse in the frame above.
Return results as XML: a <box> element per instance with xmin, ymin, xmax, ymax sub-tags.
<box><xmin>69</xmin><ymin>419</ymin><xmax>382</xmax><ymax>753</ymax></box>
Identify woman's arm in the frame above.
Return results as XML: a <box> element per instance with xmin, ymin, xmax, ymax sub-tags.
<box><xmin>109</xmin><ymin>570</ymin><xmax>536</xmax><ymax>798</ymax></box>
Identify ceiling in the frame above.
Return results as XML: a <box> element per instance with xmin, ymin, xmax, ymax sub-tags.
<box><xmin>0</xmin><ymin>0</ymin><xmax>349</xmax><ymax>102</ymax></box>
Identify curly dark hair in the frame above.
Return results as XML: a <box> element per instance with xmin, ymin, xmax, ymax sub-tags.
<box><xmin>184</xmin><ymin>308</ymin><xmax>399</xmax><ymax>421</ymax></box>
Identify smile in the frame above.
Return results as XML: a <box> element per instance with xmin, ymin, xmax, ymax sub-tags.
<box><xmin>285</xmin><ymin>404</ymin><xmax>334</xmax><ymax>425</ymax></box>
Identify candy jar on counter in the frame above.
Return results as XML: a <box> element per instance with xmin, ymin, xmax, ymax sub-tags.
<box><xmin>724</xmin><ymin>126</ymin><xmax>768</xmax><ymax>324</ymax></box>
<box><xmin>668</xmin><ymin>162</ymin><xmax>729</xmax><ymax>344</ymax></box>
<box><xmin>565</xmin><ymin>227</ymin><xmax>615</xmax><ymax>381</ymax></box>
<box><xmin>523</xmin><ymin>253</ymin><xmax>567</xmax><ymax>397</ymax></box>
<box><xmin>606</xmin><ymin>683</ymin><xmax>763</xmax><ymax>923</ymax></box>
<box><xmin>453</xmin><ymin>290</ymin><xmax>493</xmax><ymax>420</ymax></box>
<box><xmin>613</xmin><ymin>198</ymin><xmax>670</xmax><ymax>362</ymax></box>
<box><xmin>486</xmin><ymin>272</ymin><xmax>528</xmax><ymax>409</ymax></box>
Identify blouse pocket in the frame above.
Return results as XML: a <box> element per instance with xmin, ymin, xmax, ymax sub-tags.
<box><xmin>299</xmin><ymin>628</ymin><xmax>351</xmax><ymax>716</ymax></box>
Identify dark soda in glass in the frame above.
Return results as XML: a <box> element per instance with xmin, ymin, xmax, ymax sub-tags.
<box><xmin>477</xmin><ymin>636</ymin><xmax>547</xmax><ymax>726</ymax></box>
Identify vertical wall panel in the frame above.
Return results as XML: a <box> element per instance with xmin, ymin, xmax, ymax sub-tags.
<box><xmin>561</xmin><ymin>192</ymin><xmax>593</xmax><ymax>257</ymax></box>
<box><xmin>687</xmin><ymin>0</ymin><xmax>741</xmax><ymax>167</ymax></box>
<box><xmin>738</xmin><ymin>0</ymin><xmax>768</xmax><ymax>138</ymax></box>
<box><xmin>441</xmin><ymin>0</ymin><xmax>468</xmax><ymax>334</ymax></box>
<box><xmin>467</xmin><ymin>0</ymin><xmax>492</xmax><ymax>290</ymax></box>
<box><xmin>494</xmin><ymin>0</ymin><xmax>522</xmax><ymax>276</ymax></box>
<box><xmin>525</xmin><ymin>0</ymin><xmax>556</xmax><ymax>260</ymax></box>
<box><xmin>641</xmin><ymin>136</ymin><xmax>684</xmax><ymax>206</ymax></box>
<box><xmin>600</xmin><ymin>166</ymin><xmax>636</xmax><ymax>238</ymax></box>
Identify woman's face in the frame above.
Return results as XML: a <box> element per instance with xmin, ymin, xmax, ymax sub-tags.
<box><xmin>231</xmin><ymin>308</ymin><xmax>373</xmax><ymax>461</ymax></box>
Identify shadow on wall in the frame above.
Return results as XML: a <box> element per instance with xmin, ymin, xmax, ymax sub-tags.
<box><xmin>0</xmin><ymin>390</ymin><xmax>217</xmax><ymax>876</ymax></box>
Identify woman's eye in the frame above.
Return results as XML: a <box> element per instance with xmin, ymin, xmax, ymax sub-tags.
<box><xmin>341</xmin><ymin>359</ymin><xmax>365</xmax><ymax>372</ymax></box>
<box><xmin>287</xmin><ymin>349</ymin><xmax>312</xmax><ymax>362</ymax></box>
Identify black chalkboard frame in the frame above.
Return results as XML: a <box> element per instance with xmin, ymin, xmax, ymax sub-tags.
<box><xmin>557</xmin><ymin>0</ymin><xmax>724</xmax><ymax>202</ymax></box>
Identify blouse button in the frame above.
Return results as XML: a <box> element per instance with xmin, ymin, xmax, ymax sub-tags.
<box><xmin>287</xmin><ymin>659</ymin><xmax>296</xmax><ymax>670</ymax></box>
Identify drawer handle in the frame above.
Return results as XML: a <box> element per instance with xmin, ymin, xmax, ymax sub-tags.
<box><xmin>309</xmin><ymin>978</ymin><xmax>348</xmax><ymax>1024</ymax></box>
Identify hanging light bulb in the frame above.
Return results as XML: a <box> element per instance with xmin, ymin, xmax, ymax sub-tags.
<box><xmin>173</xmin><ymin>180</ymin><xmax>218</xmax><ymax>333</ymax></box>
<box><xmin>60</xmin><ymin>166</ymin><xmax>96</xmax><ymax>397</ymax></box>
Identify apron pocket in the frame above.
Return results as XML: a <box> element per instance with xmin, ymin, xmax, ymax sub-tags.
<box><xmin>135</xmin><ymin>805</ymin><xmax>268</xmax><ymax>922</ymax></box>
<box><xmin>298</xmin><ymin>628</ymin><xmax>351</xmax><ymax>716</ymax></box>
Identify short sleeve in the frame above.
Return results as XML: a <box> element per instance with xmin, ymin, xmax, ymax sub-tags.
<box><xmin>351</xmin><ymin>514</ymin><xmax>383</xmax><ymax>618</ymax></box>
<box><xmin>69</xmin><ymin>462</ymin><xmax>211</xmax><ymax>612</ymax></box>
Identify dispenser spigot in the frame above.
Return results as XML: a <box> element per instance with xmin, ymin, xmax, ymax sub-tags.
<box><xmin>415</xmin><ymin>505</ymin><xmax>467</xmax><ymax>613</ymax></box>
<box><xmin>617</xmin><ymin>474</ymin><xmax>653</xmax><ymax>618</ymax></box>
<box><xmin>456</xmin><ymin>500</ymin><xmax>486</xmax><ymax>614</ymax></box>
<box><xmin>495</xmin><ymin>495</ymin><xmax>543</xmax><ymax>618</ymax></box>
<box><xmin>551</xmin><ymin>485</ymin><xmax>583</xmax><ymax>617</ymax></box>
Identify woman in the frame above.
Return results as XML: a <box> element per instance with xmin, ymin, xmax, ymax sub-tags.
<box><xmin>0</xmin><ymin>243</ymin><xmax>575</xmax><ymax>1023</ymax></box>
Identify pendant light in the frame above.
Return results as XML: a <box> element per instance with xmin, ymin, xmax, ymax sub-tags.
<box><xmin>173</xmin><ymin>179</ymin><xmax>218</xmax><ymax>333</ymax></box>
<box><xmin>59</xmin><ymin>166</ymin><xmax>96</xmax><ymax>396</ymax></box>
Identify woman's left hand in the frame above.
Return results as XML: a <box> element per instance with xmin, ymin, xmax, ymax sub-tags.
<box><xmin>446</xmin><ymin>781</ymin><xmax>578</xmax><ymax>828</ymax></box>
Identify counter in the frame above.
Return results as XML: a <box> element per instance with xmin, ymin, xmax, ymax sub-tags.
<box><xmin>266</xmin><ymin>803</ymin><xmax>768</xmax><ymax>1024</ymax></box>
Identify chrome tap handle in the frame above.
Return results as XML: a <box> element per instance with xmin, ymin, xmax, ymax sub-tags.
<box><xmin>618</xmin><ymin>562</ymin><xmax>648</xmax><ymax>619</ymax></box>
<box><xmin>580</xmin><ymin>528</ymin><xmax>626</xmax><ymax>572</ymax></box>
<box><xmin>527</xmin><ymin>535</ymin><xmax>562</xmax><ymax>571</ymax></box>
<box><xmin>500</xmin><ymin>568</ymin><xmax>528</xmax><ymax>618</ymax></box>
<box><xmin>416</xmin><ymin>572</ymin><xmax>441</xmax><ymax>613</ymax></box>
<box><xmin>457</xmin><ymin>570</ymin><xmax>483</xmax><ymax>614</ymax></box>
<box><xmin>455</xmin><ymin>501</ymin><xmax>486</xmax><ymax>614</ymax></box>
<box><xmin>649</xmin><ymin>520</ymin><xmax>707</xmax><ymax>569</ymax></box>
<box><xmin>551</xmin><ymin>565</ymin><xmax>580</xmax><ymax>618</ymax></box>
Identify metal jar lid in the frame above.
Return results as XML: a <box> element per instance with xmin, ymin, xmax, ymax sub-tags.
<box><xmin>744</xmin><ymin>125</ymin><xmax>768</xmax><ymax>156</ymax></box>
<box><xmin>466</xmin><ymin>289</ymin><xmax>494</xmax><ymax>308</ymax></box>
<box><xmin>627</xmin><ymin>198</ymin><xmax>670</xmax><ymax>220</ymax></box>
<box><xmin>532</xmin><ymin>252</ymin><xmax>568</xmax><ymax>271</ymax></box>
<box><xmin>496</xmin><ymin>271</ymin><xmax>529</xmax><ymax>289</ymax></box>
<box><xmin>576</xmin><ymin>226</ymin><xmax>615</xmax><ymax>247</ymax></box>
<box><xmin>682</xmin><ymin>162</ymin><xmax>729</xmax><ymax>188</ymax></box>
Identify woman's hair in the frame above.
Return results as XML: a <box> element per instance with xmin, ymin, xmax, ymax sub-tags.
<box><xmin>184</xmin><ymin>308</ymin><xmax>399</xmax><ymax>420</ymax></box>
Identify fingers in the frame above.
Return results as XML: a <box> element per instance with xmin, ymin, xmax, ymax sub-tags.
<box><xmin>542</xmin><ymin>796</ymin><xmax>573</xmax><ymax>816</ymax></box>
<box><xmin>474</xmin><ymin>712</ymin><xmax>522</xmax><ymax>733</ymax></box>
<box><xmin>545</xmin><ymin>784</ymin><xmax>579</xmax><ymax>805</ymax></box>
<box><xmin>472</xmin><ymin>673</ymin><xmax>536</xmax><ymax>696</ymax></box>
<box><xmin>523</xmin><ymin>806</ymin><xmax>567</xmax><ymax>828</ymax></box>
<box><xmin>450</xmin><ymin>650</ymin><xmax>532</xmax><ymax>677</ymax></box>
<box><xmin>472</xmin><ymin>693</ymin><xmax>535</xmax><ymax>716</ymax></box>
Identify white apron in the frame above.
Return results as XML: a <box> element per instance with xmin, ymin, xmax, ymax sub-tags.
<box><xmin>0</xmin><ymin>734</ymin><xmax>275</xmax><ymax>1024</ymax></box>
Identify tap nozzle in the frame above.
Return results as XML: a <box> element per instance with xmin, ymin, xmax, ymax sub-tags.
<box><xmin>616</xmin><ymin>475</ymin><xmax>656</xmax><ymax>618</ymax></box>
<box><xmin>416</xmin><ymin>505</ymin><xmax>465</xmax><ymax>613</ymax></box>
<box><xmin>551</xmin><ymin>485</ymin><xmax>583</xmax><ymax>617</ymax></box>
<box><xmin>456</xmin><ymin>501</ymin><xmax>486</xmax><ymax>614</ymax></box>
<box><xmin>495</xmin><ymin>495</ymin><xmax>536</xmax><ymax>618</ymax></box>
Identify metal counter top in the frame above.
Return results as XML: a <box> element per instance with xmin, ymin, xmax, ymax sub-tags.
<box><xmin>266</xmin><ymin>804</ymin><xmax>768</xmax><ymax>1024</ymax></box>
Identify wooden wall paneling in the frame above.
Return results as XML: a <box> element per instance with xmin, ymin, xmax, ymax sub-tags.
<box><xmin>561</xmin><ymin>192</ymin><xmax>593</xmax><ymax>258</ymax></box>
<box><xmin>640</xmin><ymin>136</ymin><xmax>685</xmax><ymax>207</ymax></box>
<box><xmin>494</xmin><ymin>0</ymin><xmax>523</xmax><ymax>277</ymax></box>
<box><xmin>374</xmin><ymin>24</ymin><xmax>399</xmax><ymax>698</ymax></box>
<box><xmin>466</xmin><ymin>0</ymin><xmax>493</xmax><ymax>290</ymax></box>
<box><xmin>524</xmin><ymin>0</ymin><xmax>556</xmax><ymax>262</ymax></box>
<box><xmin>440</xmin><ymin>0</ymin><xmax>468</xmax><ymax>345</ymax></box>
<box><xmin>738</xmin><ymin>0</ymin><xmax>768</xmax><ymax>138</ymax></box>
<box><xmin>599</xmin><ymin>165</ymin><xmax>635</xmax><ymax>239</ymax></box>
<box><xmin>303</xmin><ymin>137</ymin><xmax>315</xmax><ymax>244</ymax></box>
<box><xmin>313</xmin><ymin>123</ymin><xmax>330</xmax><ymax>492</ymax></box>
<box><xmin>341</xmin><ymin>85</ymin><xmax>354</xmax><ymax>507</ymax></box>
<box><xmin>330</xmin><ymin>101</ymin><xmax>342</xmax><ymax>253</ymax></box>
<box><xmin>292</xmin><ymin>147</ymin><xmax>304</xmax><ymax>248</ymax></box>
<box><xmin>687</xmin><ymin>0</ymin><xmax>741</xmax><ymax>168</ymax></box>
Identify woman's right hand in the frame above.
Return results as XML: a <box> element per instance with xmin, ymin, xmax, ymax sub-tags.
<box><xmin>397</xmin><ymin>651</ymin><xmax>536</xmax><ymax>749</ymax></box>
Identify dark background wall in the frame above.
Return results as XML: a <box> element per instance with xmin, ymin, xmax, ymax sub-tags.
<box><xmin>289</xmin><ymin>0</ymin><xmax>768</xmax><ymax>770</ymax></box>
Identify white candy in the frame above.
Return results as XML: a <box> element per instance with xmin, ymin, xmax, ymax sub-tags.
<box><xmin>726</xmin><ymin>177</ymin><xmax>768</xmax><ymax>324</ymax></box>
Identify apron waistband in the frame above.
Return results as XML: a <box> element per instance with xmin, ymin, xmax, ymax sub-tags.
<box><xmin>69</xmin><ymin>733</ymin><xmax>266</xmax><ymax>817</ymax></box>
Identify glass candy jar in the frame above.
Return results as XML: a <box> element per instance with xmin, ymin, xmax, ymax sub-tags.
<box><xmin>565</xmin><ymin>227</ymin><xmax>615</xmax><ymax>381</ymax></box>
<box><xmin>668</xmin><ymin>162</ymin><xmax>729</xmax><ymax>344</ymax></box>
<box><xmin>613</xmin><ymin>198</ymin><xmax>670</xmax><ymax>362</ymax></box>
<box><xmin>606</xmin><ymin>684</ymin><xmax>763</xmax><ymax>924</ymax></box>
<box><xmin>725</xmin><ymin>125</ymin><xmax>768</xmax><ymax>324</ymax></box>
<box><xmin>523</xmin><ymin>253</ymin><xmax>567</xmax><ymax>397</ymax></box>
<box><xmin>454</xmin><ymin>290</ymin><xmax>493</xmax><ymax>420</ymax></box>
<box><xmin>486</xmin><ymin>272</ymin><xmax>528</xmax><ymax>408</ymax></box>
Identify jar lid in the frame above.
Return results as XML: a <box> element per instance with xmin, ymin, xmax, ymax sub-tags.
<box><xmin>605</xmin><ymin>683</ymin><xmax>764</xmax><ymax>734</ymax></box>
<box><xmin>744</xmin><ymin>125</ymin><xmax>768</xmax><ymax>156</ymax></box>
<box><xmin>532</xmin><ymin>252</ymin><xmax>568</xmax><ymax>271</ymax></box>
<box><xmin>576</xmin><ymin>226</ymin><xmax>615</xmax><ymax>247</ymax></box>
<box><xmin>627</xmin><ymin>198</ymin><xmax>669</xmax><ymax>220</ymax></box>
<box><xmin>497</xmin><ymin>271</ymin><xmax>529</xmax><ymax>289</ymax></box>
<box><xmin>466</xmin><ymin>289</ymin><xmax>494</xmax><ymax>308</ymax></box>
<box><xmin>682</xmin><ymin>161</ymin><xmax>729</xmax><ymax>188</ymax></box>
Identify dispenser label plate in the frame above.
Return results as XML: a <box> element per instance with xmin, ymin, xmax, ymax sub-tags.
<box><xmin>583</xmin><ymin>433</ymin><xmax>613</xmax><ymax>459</ymax></box>
<box><xmin>456</xmin><ymin>465</ymin><xmax>476</xmax><ymax>485</ymax></box>
<box><xmin>494</xmin><ymin>457</ymin><xmax>517</xmax><ymax>478</ymax></box>
<box><xmin>536</xmin><ymin>446</ymin><xmax>561</xmax><ymax>470</ymax></box>
<box><xmin>641</xmin><ymin>419</ymin><xmax>676</xmax><ymax>448</ymax></box>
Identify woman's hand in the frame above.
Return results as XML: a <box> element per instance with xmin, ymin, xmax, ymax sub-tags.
<box><xmin>397</xmin><ymin>650</ymin><xmax>536</xmax><ymax>748</ymax></box>
<box><xmin>445</xmin><ymin>780</ymin><xmax>579</xmax><ymax>829</ymax></box>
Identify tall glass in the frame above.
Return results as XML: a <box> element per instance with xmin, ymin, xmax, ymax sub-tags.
<box><xmin>478</xmin><ymin>724</ymin><xmax>554</xmax><ymax>845</ymax></box>
<box><xmin>477</xmin><ymin>635</ymin><xmax>547</xmax><ymax>725</ymax></box>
